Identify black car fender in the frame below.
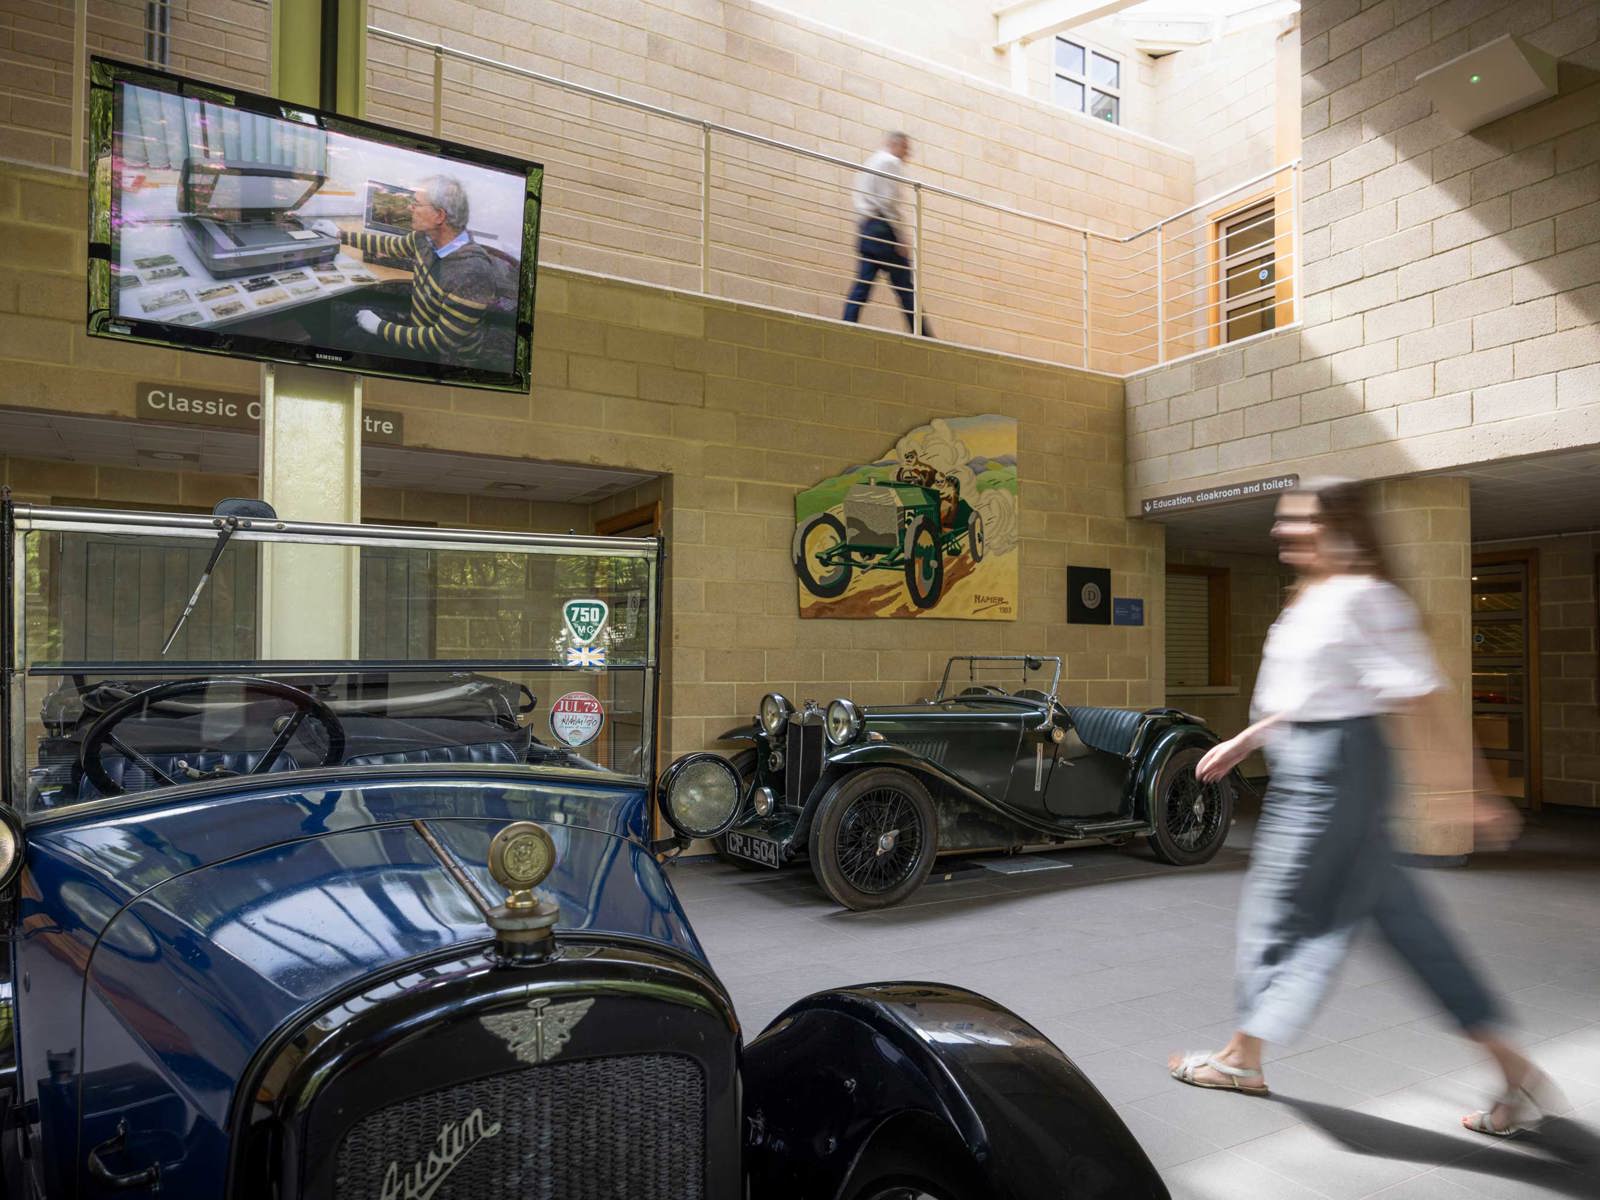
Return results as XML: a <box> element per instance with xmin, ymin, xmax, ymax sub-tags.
<box><xmin>742</xmin><ymin>983</ymin><xmax>1169</xmax><ymax>1200</ymax></box>
<box><xmin>796</xmin><ymin>743</ymin><xmax>1067</xmax><ymax>847</ymax></box>
<box><xmin>1129</xmin><ymin>720</ymin><xmax>1221</xmax><ymax>823</ymax></box>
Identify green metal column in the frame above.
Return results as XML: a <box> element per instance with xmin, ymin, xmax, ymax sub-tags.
<box><xmin>271</xmin><ymin>0</ymin><xmax>366</xmax><ymax>116</ymax></box>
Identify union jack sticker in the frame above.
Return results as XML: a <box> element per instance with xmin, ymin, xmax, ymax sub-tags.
<box><xmin>565</xmin><ymin>644</ymin><xmax>607</xmax><ymax>669</ymax></box>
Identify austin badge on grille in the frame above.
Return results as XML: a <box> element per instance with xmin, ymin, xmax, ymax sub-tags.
<box><xmin>482</xmin><ymin>996</ymin><xmax>594</xmax><ymax>1065</ymax></box>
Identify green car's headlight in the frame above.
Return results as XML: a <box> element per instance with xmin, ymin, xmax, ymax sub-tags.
<box><xmin>825</xmin><ymin>698</ymin><xmax>864</xmax><ymax>746</ymax></box>
<box><xmin>759</xmin><ymin>692</ymin><xmax>792</xmax><ymax>737</ymax></box>
<box><xmin>657</xmin><ymin>753</ymin><xmax>744</xmax><ymax>840</ymax></box>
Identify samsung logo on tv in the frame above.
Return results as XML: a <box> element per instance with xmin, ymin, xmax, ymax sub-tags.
<box><xmin>313</xmin><ymin>352</ymin><xmax>347</xmax><ymax>363</ymax></box>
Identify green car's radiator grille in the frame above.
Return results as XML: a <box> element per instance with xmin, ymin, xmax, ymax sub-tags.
<box><xmin>786</xmin><ymin>721</ymin><xmax>825</xmax><ymax>804</ymax></box>
<box><xmin>332</xmin><ymin>1053</ymin><xmax>705</xmax><ymax>1199</ymax></box>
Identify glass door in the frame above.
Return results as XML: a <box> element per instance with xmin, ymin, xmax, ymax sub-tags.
<box><xmin>1471</xmin><ymin>556</ymin><xmax>1539</xmax><ymax>809</ymax></box>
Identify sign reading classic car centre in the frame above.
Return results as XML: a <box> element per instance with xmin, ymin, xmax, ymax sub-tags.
<box><xmin>1140</xmin><ymin>474</ymin><xmax>1298</xmax><ymax>515</ymax></box>
<box><xmin>137</xmin><ymin>382</ymin><xmax>404</xmax><ymax>444</ymax></box>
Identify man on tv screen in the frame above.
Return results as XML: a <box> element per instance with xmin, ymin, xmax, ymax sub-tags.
<box><xmin>314</xmin><ymin>175</ymin><xmax>502</xmax><ymax>362</ymax></box>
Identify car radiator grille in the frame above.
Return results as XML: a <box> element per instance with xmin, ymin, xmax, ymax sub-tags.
<box><xmin>332</xmin><ymin>1053</ymin><xmax>705</xmax><ymax>1200</ymax></box>
<box><xmin>786</xmin><ymin>722</ymin><xmax>824</xmax><ymax>804</ymax></box>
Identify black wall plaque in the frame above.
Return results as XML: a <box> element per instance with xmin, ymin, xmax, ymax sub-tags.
<box><xmin>1068</xmin><ymin>565</ymin><xmax>1111</xmax><ymax>625</ymax></box>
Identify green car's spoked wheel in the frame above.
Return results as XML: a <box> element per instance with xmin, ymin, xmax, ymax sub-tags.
<box><xmin>1165</xmin><ymin>770</ymin><xmax>1225</xmax><ymax>852</ymax></box>
<box><xmin>1147</xmin><ymin>745</ymin><xmax>1233</xmax><ymax>866</ymax></box>
<box><xmin>809</xmin><ymin>767</ymin><xmax>939</xmax><ymax>909</ymax></box>
<box><xmin>838</xmin><ymin>787</ymin><xmax>923</xmax><ymax>893</ymax></box>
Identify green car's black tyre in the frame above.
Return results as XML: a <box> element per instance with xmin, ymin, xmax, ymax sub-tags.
<box><xmin>809</xmin><ymin>768</ymin><xmax>938</xmax><ymax>910</ymax></box>
<box><xmin>967</xmin><ymin>511</ymin><xmax>985</xmax><ymax>563</ymax></box>
<box><xmin>1147</xmin><ymin>744</ymin><xmax>1232</xmax><ymax>866</ymax></box>
<box><xmin>794</xmin><ymin>511</ymin><xmax>852</xmax><ymax>599</ymax></box>
<box><xmin>712</xmin><ymin>748</ymin><xmax>768</xmax><ymax>870</ymax></box>
<box><xmin>901</xmin><ymin>515</ymin><xmax>944</xmax><ymax>609</ymax></box>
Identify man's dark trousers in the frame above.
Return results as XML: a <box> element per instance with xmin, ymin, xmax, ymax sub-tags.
<box><xmin>842</xmin><ymin>217</ymin><xmax>930</xmax><ymax>335</ymax></box>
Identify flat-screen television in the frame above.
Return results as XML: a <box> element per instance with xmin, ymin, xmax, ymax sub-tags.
<box><xmin>87</xmin><ymin>58</ymin><xmax>543</xmax><ymax>393</ymax></box>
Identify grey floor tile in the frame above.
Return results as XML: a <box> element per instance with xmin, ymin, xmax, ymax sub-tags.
<box><xmin>1131</xmin><ymin>1083</ymin><xmax>1302</xmax><ymax>1148</ymax></box>
<box><xmin>1278</xmin><ymin>1042</ymin><xmax>1436</xmax><ymax>1098</ymax></box>
<box><xmin>1068</xmin><ymin>1046</ymin><xmax>1176</xmax><ymax>1105</ymax></box>
<box><xmin>1162</xmin><ymin>1149</ymin><xmax>1334</xmax><ymax>1200</ymax></box>
<box><xmin>1231</xmin><ymin>1124</ymin><xmax>1430</xmax><ymax>1198</ymax></box>
<box><xmin>1344</xmin><ymin>1026</ymin><xmax>1490</xmax><ymax>1076</ymax></box>
<box><xmin>1113</xmin><ymin>1104</ymin><xmax>1220</xmax><ymax>1169</ymax></box>
<box><xmin>1425</xmin><ymin>1148</ymin><xmax>1600</xmax><ymax>1199</ymax></box>
<box><xmin>1367</xmin><ymin>1174</ymin><xmax>1491</xmax><ymax>1198</ymax></box>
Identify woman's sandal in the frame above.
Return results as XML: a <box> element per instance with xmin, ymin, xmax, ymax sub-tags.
<box><xmin>1462</xmin><ymin>1070</ymin><xmax>1567</xmax><ymax>1137</ymax></box>
<box><xmin>1170</xmin><ymin>1051</ymin><xmax>1270</xmax><ymax>1096</ymax></box>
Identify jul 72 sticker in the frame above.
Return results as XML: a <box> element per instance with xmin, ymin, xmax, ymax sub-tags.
<box><xmin>550</xmin><ymin>691</ymin><xmax>605</xmax><ymax>748</ymax></box>
<box><xmin>563</xmin><ymin>599</ymin><xmax>609</xmax><ymax>645</ymax></box>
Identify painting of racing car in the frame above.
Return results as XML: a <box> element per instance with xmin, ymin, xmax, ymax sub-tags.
<box><xmin>792</xmin><ymin>414</ymin><xmax>1018</xmax><ymax>619</ymax></box>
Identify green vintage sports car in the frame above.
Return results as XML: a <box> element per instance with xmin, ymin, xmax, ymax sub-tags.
<box><xmin>655</xmin><ymin>656</ymin><xmax>1238</xmax><ymax>910</ymax></box>
<box><xmin>793</xmin><ymin>479</ymin><xmax>983</xmax><ymax>609</ymax></box>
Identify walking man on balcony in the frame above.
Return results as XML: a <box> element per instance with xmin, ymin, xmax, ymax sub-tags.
<box><xmin>842</xmin><ymin>132</ymin><xmax>933</xmax><ymax>337</ymax></box>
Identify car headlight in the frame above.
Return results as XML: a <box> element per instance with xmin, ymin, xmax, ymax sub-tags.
<box><xmin>657</xmin><ymin>753</ymin><xmax>744</xmax><ymax>839</ymax></box>
<box><xmin>759</xmin><ymin>692</ymin><xmax>792</xmax><ymax>737</ymax></box>
<box><xmin>825</xmin><ymin>698</ymin><xmax>864</xmax><ymax>746</ymax></box>
<box><xmin>0</xmin><ymin>806</ymin><xmax>21</xmax><ymax>893</ymax></box>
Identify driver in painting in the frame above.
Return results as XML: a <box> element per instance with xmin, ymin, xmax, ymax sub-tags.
<box><xmin>314</xmin><ymin>175</ymin><xmax>499</xmax><ymax>362</ymax></box>
<box><xmin>895</xmin><ymin>448</ymin><xmax>939</xmax><ymax>488</ymax></box>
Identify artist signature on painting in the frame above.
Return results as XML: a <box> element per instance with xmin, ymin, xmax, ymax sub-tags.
<box><xmin>379</xmin><ymin>1107</ymin><xmax>502</xmax><ymax>1200</ymax></box>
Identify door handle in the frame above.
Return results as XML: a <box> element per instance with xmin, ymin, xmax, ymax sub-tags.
<box><xmin>87</xmin><ymin>1119</ymin><xmax>160</xmax><ymax>1191</ymax></box>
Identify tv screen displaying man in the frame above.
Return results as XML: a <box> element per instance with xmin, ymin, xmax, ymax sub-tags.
<box><xmin>313</xmin><ymin>176</ymin><xmax>506</xmax><ymax>363</ymax></box>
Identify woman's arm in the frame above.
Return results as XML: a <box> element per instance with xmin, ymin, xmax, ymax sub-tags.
<box><xmin>1195</xmin><ymin>711</ymin><xmax>1290</xmax><ymax>782</ymax></box>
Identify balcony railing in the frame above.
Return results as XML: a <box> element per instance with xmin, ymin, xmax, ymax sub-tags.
<box><xmin>366</xmin><ymin>27</ymin><xmax>1299</xmax><ymax>377</ymax></box>
<box><xmin>0</xmin><ymin>2</ymin><xmax>1298</xmax><ymax>376</ymax></box>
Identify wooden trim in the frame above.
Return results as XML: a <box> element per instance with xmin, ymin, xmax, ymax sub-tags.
<box><xmin>1207</xmin><ymin>188</ymin><xmax>1274</xmax><ymax>349</ymax></box>
<box><xmin>1472</xmin><ymin>548</ymin><xmax>1541</xmax><ymax>810</ymax></box>
<box><xmin>1168</xmin><ymin>563</ymin><xmax>1230</xmax><ymax>687</ymax></box>
<box><xmin>596</xmin><ymin>502</ymin><xmax>661</xmax><ymax>537</ymax></box>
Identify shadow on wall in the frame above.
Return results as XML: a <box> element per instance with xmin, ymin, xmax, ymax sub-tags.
<box><xmin>1295</xmin><ymin>37</ymin><xmax>1600</xmax><ymax>468</ymax></box>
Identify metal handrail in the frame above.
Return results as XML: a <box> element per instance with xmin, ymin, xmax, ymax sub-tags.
<box><xmin>366</xmin><ymin>24</ymin><xmax>1302</xmax><ymax>372</ymax></box>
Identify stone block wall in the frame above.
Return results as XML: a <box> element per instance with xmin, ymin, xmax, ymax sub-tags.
<box><xmin>0</xmin><ymin>159</ymin><xmax>1163</xmax><ymax>763</ymax></box>
<box><xmin>364</xmin><ymin>0</ymin><xmax>1196</xmax><ymax>368</ymax></box>
<box><xmin>1123</xmin><ymin>0</ymin><xmax>1600</xmax><ymax>506</ymax></box>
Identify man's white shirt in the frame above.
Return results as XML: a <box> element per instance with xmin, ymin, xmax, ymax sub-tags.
<box><xmin>853</xmin><ymin>149</ymin><xmax>905</xmax><ymax>223</ymax></box>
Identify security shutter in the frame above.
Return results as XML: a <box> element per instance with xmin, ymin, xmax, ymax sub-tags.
<box><xmin>1166</xmin><ymin>572</ymin><xmax>1212</xmax><ymax>687</ymax></box>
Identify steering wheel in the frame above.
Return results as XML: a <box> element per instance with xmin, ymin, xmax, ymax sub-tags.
<box><xmin>958</xmin><ymin>685</ymin><xmax>1010</xmax><ymax>698</ymax></box>
<box><xmin>79</xmin><ymin>677</ymin><xmax>347</xmax><ymax>798</ymax></box>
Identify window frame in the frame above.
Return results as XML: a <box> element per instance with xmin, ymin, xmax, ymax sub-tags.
<box><xmin>1166</xmin><ymin>563</ymin><xmax>1231</xmax><ymax>689</ymax></box>
<box><xmin>1208</xmin><ymin>195</ymin><xmax>1279</xmax><ymax>347</ymax></box>
<box><xmin>1052</xmin><ymin>37</ymin><xmax>1121</xmax><ymax>125</ymax></box>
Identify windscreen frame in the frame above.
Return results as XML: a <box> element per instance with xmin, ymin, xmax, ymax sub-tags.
<box><xmin>5</xmin><ymin>503</ymin><xmax>663</xmax><ymax>814</ymax></box>
<box><xmin>86</xmin><ymin>56</ymin><xmax>543</xmax><ymax>393</ymax></box>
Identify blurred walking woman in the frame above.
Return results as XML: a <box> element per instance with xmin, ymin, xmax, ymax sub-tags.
<box><xmin>1167</xmin><ymin>478</ymin><xmax>1559</xmax><ymax>1137</ymax></box>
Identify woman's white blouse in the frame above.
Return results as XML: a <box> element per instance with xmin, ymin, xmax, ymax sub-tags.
<box><xmin>1251</xmin><ymin>574</ymin><xmax>1444</xmax><ymax>723</ymax></box>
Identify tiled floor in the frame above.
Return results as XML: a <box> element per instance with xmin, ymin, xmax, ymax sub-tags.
<box><xmin>665</xmin><ymin>809</ymin><xmax>1600</xmax><ymax>1199</ymax></box>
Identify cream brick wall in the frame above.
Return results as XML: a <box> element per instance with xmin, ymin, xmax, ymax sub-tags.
<box><xmin>1375</xmin><ymin>475</ymin><xmax>1474</xmax><ymax>856</ymax></box>
<box><xmin>1124</xmin><ymin>0</ymin><xmax>1600</xmax><ymax>506</ymax></box>
<box><xmin>0</xmin><ymin>159</ymin><xmax>1165</xmax><ymax>763</ymax></box>
<box><xmin>364</xmin><ymin>0</ymin><xmax>1196</xmax><ymax>367</ymax></box>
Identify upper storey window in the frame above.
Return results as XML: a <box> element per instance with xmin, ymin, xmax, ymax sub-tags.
<box><xmin>1053</xmin><ymin>39</ymin><xmax>1120</xmax><ymax>125</ymax></box>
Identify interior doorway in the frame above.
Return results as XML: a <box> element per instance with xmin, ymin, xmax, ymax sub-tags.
<box><xmin>1471</xmin><ymin>551</ymin><xmax>1540</xmax><ymax>810</ymax></box>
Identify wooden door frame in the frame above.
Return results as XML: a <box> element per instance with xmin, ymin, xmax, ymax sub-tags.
<box><xmin>1472</xmin><ymin>548</ymin><xmax>1541</xmax><ymax>810</ymax></box>
<box><xmin>596</xmin><ymin>502</ymin><xmax>661</xmax><ymax>537</ymax></box>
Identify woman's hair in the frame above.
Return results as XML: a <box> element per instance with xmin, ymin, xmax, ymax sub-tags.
<box><xmin>1294</xmin><ymin>476</ymin><xmax>1395</xmax><ymax>581</ymax></box>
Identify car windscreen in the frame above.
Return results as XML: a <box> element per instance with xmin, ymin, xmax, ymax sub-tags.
<box><xmin>6</xmin><ymin>507</ymin><xmax>659</xmax><ymax>813</ymax></box>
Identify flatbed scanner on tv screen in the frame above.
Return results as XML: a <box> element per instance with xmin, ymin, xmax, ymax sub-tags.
<box><xmin>180</xmin><ymin>158</ymin><xmax>341</xmax><ymax>278</ymax></box>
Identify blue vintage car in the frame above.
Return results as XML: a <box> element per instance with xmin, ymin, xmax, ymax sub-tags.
<box><xmin>0</xmin><ymin>499</ymin><xmax>1167</xmax><ymax>1199</ymax></box>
